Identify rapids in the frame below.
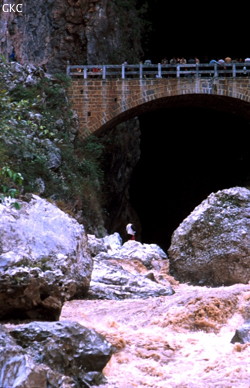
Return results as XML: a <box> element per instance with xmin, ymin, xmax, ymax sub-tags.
<box><xmin>60</xmin><ymin>282</ymin><xmax>250</xmax><ymax>388</ymax></box>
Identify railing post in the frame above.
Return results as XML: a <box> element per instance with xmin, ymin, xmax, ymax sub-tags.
<box><xmin>66</xmin><ymin>61</ymin><xmax>70</xmax><ymax>76</ymax></box>
<box><xmin>214</xmin><ymin>63</ymin><xmax>218</xmax><ymax>77</ymax></box>
<box><xmin>195</xmin><ymin>64</ymin><xmax>199</xmax><ymax>78</ymax></box>
<box><xmin>157</xmin><ymin>63</ymin><xmax>162</xmax><ymax>78</ymax></box>
<box><xmin>67</xmin><ymin>62</ymin><xmax>242</xmax><ymax>80</ymax></box>
<box><xmin>122</xmin><ymin>63</ymin><xmax>125</xmax><ymax>79</ymax></box>
<box><xmin>102</xmin><ymin>65</ymin><xmax>106</xmax><ymax>80</ymax></box>
<box><xmin>177</xmin><ymin>64</ymin><xmax>180</xmax><ymax>78</ymax></box>
<box><xmin>232</xmin><ymin>63</ymin><xmax>236</xmax><ymax>77</ymax></box>
<box><xmin>139</xmin><ymin>63</ymin><xmax>143</xmax><ymax>79</ymax></box>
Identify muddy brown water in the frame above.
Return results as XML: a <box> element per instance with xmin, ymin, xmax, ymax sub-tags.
<box><xmin>60</xmin><ymin>282</ymin><xmax>250</xmax><ymax>388</ymax></box>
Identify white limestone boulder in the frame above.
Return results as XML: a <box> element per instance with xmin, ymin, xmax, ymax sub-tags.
<box><xmin>0</xmin><ymin>195</ymin><xmax>92</xmax><ymax>320</ymax></box>
<box><xmin>168</xmin><ymin>187</ymin><xmax>250</xmax><ymax>286</ymax></box>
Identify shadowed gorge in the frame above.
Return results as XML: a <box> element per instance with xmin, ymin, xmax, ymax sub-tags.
<box><xmin>129</xmin><ymin>104</ymin><xmax>250</xmax><ymax>251</ymax></box>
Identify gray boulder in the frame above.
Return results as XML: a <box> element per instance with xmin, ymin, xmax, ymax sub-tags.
<box><xmin>0</xmin><ymin>195</ymin><xmax>92</xmax><ymax>320</ymax></box>
<box><xmin>0</xmin><ymin>325</ymin><xmax>75</xmax><ymax>388</ymax></box>
<box><xmin>0</xmin><ymin>321</ymin><xmax>114</xmax><ymax>387</ymax></box>
<box><xmin>168</xmin><ymin>187</ymin><xmax>250</xmax><ymax>286</ymax></box>
<box><xmin>88</xmin><ymin>233</ymin><xmax>167</xmax><ymax>268</ymax></box>
<box><xmin>117</xmin><ymin>240</ymin><xmax>167</xmax><ymax>268</ymax></box>
<box><xmin>87</xmin><ymin>234</ymin><xmax>173</xmax><ymax>299</ymax></box>
<box><xmin>87</xmin><ymin>232</ymin><xmax>122</xmax><ymax>257</ymax></box>
<box><xmin>89</xmin><ymin>259</ymin><xmax>174</xmax><ymax>300</ymax></box>
<box><xmin>231</xmin><ymin>322</ymin><xmax>250</xmax><ymax>344</ymax></box>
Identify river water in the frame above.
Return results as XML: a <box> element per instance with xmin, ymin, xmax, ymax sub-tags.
<box><xmin>60</xmin><ymin>282</ymin><xmax>250</xmax><ymax>388</ymax></box>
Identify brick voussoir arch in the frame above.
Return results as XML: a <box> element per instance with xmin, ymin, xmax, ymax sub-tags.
<box><xmin>68</xmin><ymin>78</ymin><xmax>250</xmax><ymax>136</ymax></box>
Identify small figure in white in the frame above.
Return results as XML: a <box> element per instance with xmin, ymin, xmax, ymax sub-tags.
<box><xmin>126</xmin><ymin>223</ymin><xmax>136</xmax><ymax>240</ymax></box>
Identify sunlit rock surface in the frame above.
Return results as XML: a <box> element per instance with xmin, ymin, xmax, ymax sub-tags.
<box><xmin>0</xmin><ymin>195</ymin><xmax>92</xmax><ymax>320</ymax></box>
<box><xmin>88</xmin><ymin>233</ymin><xmax>168</xmax><ymax>268</ymax></box>
<box><xmin>168</xmin><ymin>187</ymin><xmax>250</xmax><ymax>286</ymax></box>
<box><xmin>0</xmin><ymin>321</ymin><xmax>113</xmax><ymax>387</ymax></box>
<box><xmin>88</xmin><ymin>259</ymin><xmax>174</xmax><ymax>300</ymax></box>
<box><xmin>87</xmin><ymin>234</ymin><xmax>174</xmax><ymax>299</ymax></box>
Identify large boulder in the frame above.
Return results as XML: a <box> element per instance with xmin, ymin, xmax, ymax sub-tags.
<box><xmin>88</xmin><ymin>233</ymin><xmax>168</xmax><ymax>268</ymax></box>
<box><xmin>89</xmin><ymin>259</ymin><xmax>174</xmax><ymax>300</ymax></box>
<box><xmin>0</xmin><ymin>321</ymin><xmax>114</xmax><ymax>387</ymax></box>
<box><xmin>168</xmin><ymin>187</ymin><xmax>250</xmax><ymax>286</ymax></box>
<box><xmin>87</xmin><ymin>234</ymin><xmax>174</xmax><ymax>299</ymax></box>
<box><xmin>0</xmin><ymin>324</ymin><xmax>75</xmax><ymax>388</ymax></box>
<box><xmin>0</xmin><ymin>195</ymin><xmax>92</xmax><ymax>320</ymax></box>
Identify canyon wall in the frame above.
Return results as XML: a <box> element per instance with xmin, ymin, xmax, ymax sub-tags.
<box><xmin>0</xmin><ymin>0</ymin><xmax>143</xmax><ymax>72</ymax></box>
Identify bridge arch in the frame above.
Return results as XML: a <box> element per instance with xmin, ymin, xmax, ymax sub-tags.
<box><xmin>68</xmin><ymin>77</ymin><xmax>250</xmax><ymax>136</ymax></box>
<box><xmin>67</xmin><ymin>73</ymin><xmax>250</xmax><ymax>249</ymax></box>
<box><xmin>95</xmin><ymin>93</ymin><xmax>250</xmax><ymax>135</ymax></box>
<box><xmin>92</xmin><ymin>92</ymin><xmax>250</xmax><ymax>249</ymax></box>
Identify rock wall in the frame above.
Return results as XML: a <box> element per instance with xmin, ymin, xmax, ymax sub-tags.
<box><xmin>0</xmin><ymin>0</ymin><xmax>143</xmax><ymax>72</ymax></box>
<box><xmin>98</xmin><ymin>117</ymin><xmax>142</xmax><ymax>240</ymax></box>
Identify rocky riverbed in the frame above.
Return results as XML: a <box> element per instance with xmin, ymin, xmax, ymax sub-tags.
<box><xmin>62</xmin><ymin>186</ymin><xmax>250</xmax><ymax>387</ymax></box>
<box><xmin>0</xmin><ymin>187</ymin><xmax>249</xmax><ymax>387</ymax></box>
<box><xmin>61</xmin><ymin>282</ymin><xmax>250</xmax><ymax>388</ymax></box>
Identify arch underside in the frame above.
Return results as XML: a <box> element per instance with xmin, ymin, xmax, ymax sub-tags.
<box><xmin>96</xmin><ymin>91</ymin><xmax>250</xmax><ymax>250</ymax></box>
<box><xmin>95</xmin><ymin>94</ymin><xmax>250</xmax><ymax>135</ymax></box>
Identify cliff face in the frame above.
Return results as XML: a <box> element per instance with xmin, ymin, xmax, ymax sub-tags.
<box><xmin>0</xmin><ymin>0</ymin><xmax>143</xmax><ymax>72</ymax></box>
<box><xmin>99</xmin><ymin>118</ymin><xmax>142</xmax><ymax>241</ymax></box>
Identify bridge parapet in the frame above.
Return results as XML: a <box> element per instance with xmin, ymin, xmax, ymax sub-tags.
<box><xmin>67</xmin><ymin>64</ymin><xmax>250</xmax><ymax>136</ymax></box>
<box><xmin>67</xmin><ymin>62</ymin><xmax>250</xmax><ymax>79</ymax></box>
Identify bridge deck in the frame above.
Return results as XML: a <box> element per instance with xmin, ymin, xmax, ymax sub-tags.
<box><xmin>67</xmin><ymin>62</ymin><xmax>250</xmax><ymax>79</ymax></box>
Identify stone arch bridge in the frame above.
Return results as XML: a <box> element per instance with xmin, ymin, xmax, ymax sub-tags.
<box><xmin>67</xmin><ymin>63</ymin><xmax>250</xmax><ymax>136</ymax></box>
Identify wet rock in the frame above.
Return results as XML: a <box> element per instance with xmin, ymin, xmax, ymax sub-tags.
<box><xmin>0</xmin><ymin>321</ymin><xmax>113</xmax><ymax>387</ymax></box>
<box><xmin>0</xmin><ymin>325</ymin><xmax>75</xmax><ymax>387</ymax></box>
<box><xmin>0</xmin><ymin>195</ymin><xmax>92</xmax><ymax>321</ymax></box>
<box><xmin>87</xmin><ymin>234</ymin><xmax>173</xmax><ymax>299</ymax></box>
<box><xmin>231</xmin><ymin>322</ymin><xmax>250</xmax><ymax>344</ymax></box>
<box><xmin>88</xmin><ymin>259</ymin><xmax>174</xmax><ymax>300</ymax></box>
<box><xmin>168</xmin><ymin>187</ymin><xmax>250</xmax><ymax>286</ymax></box>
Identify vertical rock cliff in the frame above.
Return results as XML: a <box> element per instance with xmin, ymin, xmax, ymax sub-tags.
<box><xmin>0</xmin><ymin>0</ymin><xmax>143</xmax><ymax>72</ymax></box>
<box><xmin>98</xmin><ymin>118</ymin><xmax>142</xmax><ymax>241</ymax></box>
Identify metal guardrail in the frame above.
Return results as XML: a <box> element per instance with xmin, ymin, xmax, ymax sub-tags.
<box><xmin>66</xmin><ymin>63</ymin><xmax>250</xmax><ymax>79</ymax></box>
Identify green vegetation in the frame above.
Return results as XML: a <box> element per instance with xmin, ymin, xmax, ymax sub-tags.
<box><xmin>0</xmin><ymin>60</ymin><xmax>105</xmax><ymax>232</ymax></box>
<box><xmin>0</xmin><ymin>166</ymin><xmax>24</xmax><ymax>209</ymax></box>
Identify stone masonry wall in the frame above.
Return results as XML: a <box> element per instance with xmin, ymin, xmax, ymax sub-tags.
<box><xmin>68</xmin><ymin>78</ymin><xmax>250</xmax><ymax>136</ymax></box>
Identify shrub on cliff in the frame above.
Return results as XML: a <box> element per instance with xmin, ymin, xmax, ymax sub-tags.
<box><xmin>0</xmin><ymin>60</ymin><xmax>105</xmax><ymax>232</ymax></box>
